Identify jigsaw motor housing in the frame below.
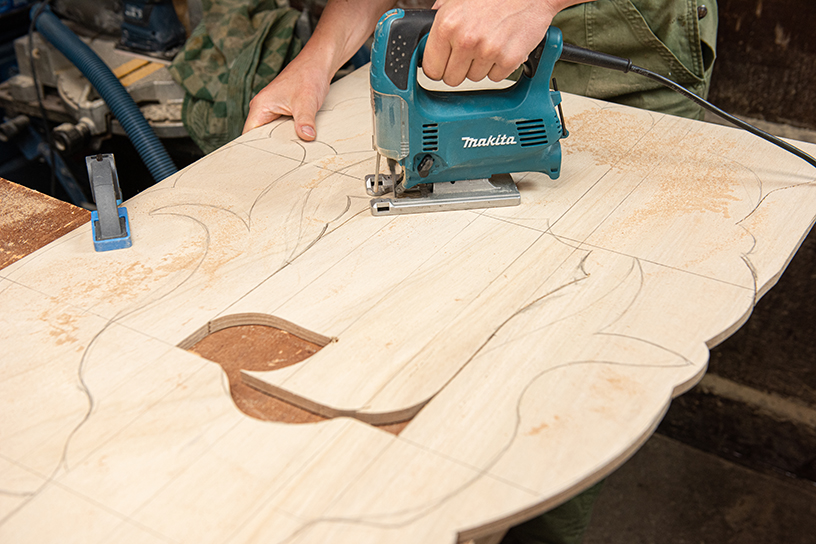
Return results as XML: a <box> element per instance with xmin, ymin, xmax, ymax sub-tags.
<box><xmin>370</xmin><ymin>9</ymin><xmax>567</xmax><ymax>190</ymax></box>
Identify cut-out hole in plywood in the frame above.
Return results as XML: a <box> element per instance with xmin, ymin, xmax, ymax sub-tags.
<box><xmin>179</xmin><ymin>313</ymin><xmax>410</xmax><ymax>435</ymax></box>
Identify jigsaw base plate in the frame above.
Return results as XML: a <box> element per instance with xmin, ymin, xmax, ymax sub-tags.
<box><xmin>365</xmin><ymin>173</ymin><xmax>520</xmax><ymax>216</ymax></box>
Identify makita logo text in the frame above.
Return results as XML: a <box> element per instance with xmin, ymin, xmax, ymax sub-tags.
<box><xmin>461</xmin><ymin>135</ymin><xmax>517</xmax><ymax>149</ymax></box>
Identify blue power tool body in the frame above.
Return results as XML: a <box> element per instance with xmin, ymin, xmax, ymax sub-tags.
<box><xmin>368</xmin><ymin>9</ymin><xmax>567</xmax><ymax>215</ymax></box>
<box><xmin>121</xmin><ymin>0</ymin><xmax>187</xmax><ymax>56</ymax></box>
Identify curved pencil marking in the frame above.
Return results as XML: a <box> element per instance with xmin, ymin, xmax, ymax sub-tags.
<box><xmin>151</xmin><ymin>203</ymin><xmax>251</xmax><ymax>233</ymax></box>
<box><xmin>247</xmin><ymin>160</ymin><xmax>304</xmax><ymax>226</ymax></box>
<box><xmin>0</xmin><ymin>207</ymin><xmax>224</xmax><ymax>525</ymax></box>
<box><xmin>261</xmin><ymin>355</ymin><xmax>689</xmax><ymax>544</ymax></box>
<box><xmin>4</xmin><ymin>72</ymin><xmax>815</xmax><ymax>544</ymax></box>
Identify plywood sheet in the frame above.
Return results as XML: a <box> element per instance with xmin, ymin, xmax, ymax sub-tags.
<box><xmin>2</xmin><ymin>66</ymin><xmax>815</xmax><ymax>543</ymax></box>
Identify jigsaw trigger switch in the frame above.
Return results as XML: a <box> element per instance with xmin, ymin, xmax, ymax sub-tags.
<box><xmin>418</xmin><ymin>155</ymin><xmax>434</xmax><ymax>178</ymax></box>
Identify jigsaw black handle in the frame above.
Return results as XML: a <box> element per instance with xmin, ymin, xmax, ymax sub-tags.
<box><xmin>381</xmin><ymin>8</ymin><xmax>547</xmax><ymax>90</ymax></box>
<box><xmin>523</xmin><ymin>41</ymin><xmax>550</xmax><ymax>79</ymax></box>
<box><xmin>381</xmin><ymin>9</ymin><xmax>436</xmax><ymax>91</ymax></box>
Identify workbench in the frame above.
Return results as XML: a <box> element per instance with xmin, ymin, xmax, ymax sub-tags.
<box><xmin>2</xmin><ymin>66</ymin><xmax>815</xmax><ymax>543</ymax></box>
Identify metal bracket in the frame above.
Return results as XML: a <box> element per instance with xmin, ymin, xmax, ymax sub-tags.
<box><xmin>365</xmin><ymin>173</ymin><xmax>520</xmax><ymax>216</ymax></box>
<box><xmin>365</xmin><ymin>172</ymin><xmax>397</xmax><ymax>197</ymax></box>
<box><xmin>87</xmin><ymin>153</ymin><xmax>132</xmax><ymax>251</ymax></box>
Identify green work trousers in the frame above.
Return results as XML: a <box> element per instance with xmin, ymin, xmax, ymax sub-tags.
<box><xmin>552</xmin><ymin>0</ymin><xmax>719</xmax><ymax>119</ymax></box>
<box><xmin>501</xmin><ymin>2</ymin><xmax>718</xmax><ymax>544</ymax></box>
<box><xmin>501</xmin><ymin>481</ymin><xmax>605</xmax><ymax>544</ymax></box>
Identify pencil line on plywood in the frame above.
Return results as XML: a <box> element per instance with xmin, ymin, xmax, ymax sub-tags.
<box><xmin>152</xmin><ymin>203</ymin><xmax>251</xmax><ymax>232</ymax></box>
<box><xmin>403</xmin><ymin>357</ymin><xmax>690</xmax><ymax>497</ymax></box>
<box><xmin>208</xmin><ymin>191</ymin><xmax>370</xmax><ymax>310</ymax></box>
<box><xmin>563</xmin><ymin>237</ymin><xmax>758</xmax><ymax>291</ymax></box>
<box><xmin>220</xmin><ymin>420</ymin><xmax>368</xmax><ymax>544</ymax></box>
<box><xmin>228</xmin><ymin>246</ymin><xmax>653</xmax><ymax>536</ymax></box>
<box><xmin>0</xmin><ymin>453</ymin><xmax>41</xmax><ymax>499</ymax></box>
<box><xmin>247</xmin><ymin>154</ymin><xmax>308</xmax><ymax>229</ymax></box>
<box><xmin>472</xmin><ymin>254</ymin><xmax>642</xmax><ymax>359</ymax></box>
<box><xmin>118</xmin><ymin>402</ymin><xmax>249</xmax><ymax>538</ymax></box>
<box><xmin>243</xmin><ymin>140</ymin><xmax>307</xmax><ymax>166</ymax></box>
<box><xmin>333</xmin><ymin>154</ymin><xmax>379</xmax><ymax>177</ymax></box>
<box><xmin>743</xmin><ymin>181</ymin><xmax>816</xmax><ymax>218</ymax></box>
<box><xmin>217</xmin><ymin>207</ymin><xmax>387</xmax><ymax>324</ymax></box>
<box><xmin>0</xmin><ymin>227</ymin><xmax>89</xmax><ymax>284</ymax></box>
<box><xmin>357</xmin><ymin>231</ymin><xmax>581</xmax><ymax>412</ymax></box>
<box><xmin>242</xmin><ymin>131</ymin><xmax>308</xmax><ymax>164</ymax></box>
<box><xmin>240</xmin><ymin>98</ymin><xmax>374</xmax><ymax>174</ymax></box>
<box><xmin>238</xmin><ymin>213</ymin><xmax>487</xmax><ymax>388</ymax></box>
<box><xmin>0</xmin><ymin>322</ymin><xmax>102</xmax><ymax>524</ymax></box>
<box><xmin>250</xmin><ymin>357</ymin><xmax>689</xmax><ymax>544</ymax></box>
<box><xmin>325</xmin><ymin>96</ymin><xmax>370</xmax><ymax>111</ymax></box>
<box><xmin>479</xmin><ymin>210</ymin><xmax>555</xmax><ymax>235</ymax></box>
<box><xmin>328</xmin><ymin>214</ymin><xmax>484</xmax><ymax>338</ymax></box>
<box><xmin>166</xmin><ymin>135</ymin><xmax>251</xmax><ymax>189</ymax></box>
<box><xmin>545</xmin><ymin>104</ymin><xmax>662</xmax><ymax>230</ymax></box>
<box><xmin>0</xmin><ymin>204</ymin><xmax>226</xmax><ymax>525</ymax></box>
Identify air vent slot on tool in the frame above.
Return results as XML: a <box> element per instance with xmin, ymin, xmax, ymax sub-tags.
<box><xmin>516</xmin><ymin>119</ymin><xmax>548</xmax><ymax>147</ymax></box>
<box><xmin>422</xmin><ymin>124</ymin><xmax>438</xmax><ymax>152</ymax></box>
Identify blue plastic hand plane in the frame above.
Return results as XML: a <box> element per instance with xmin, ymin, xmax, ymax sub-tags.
<box><xmin>367</xmin><ymin>9</ymin><xmax>567</xmax><ymax>215</ymax></box>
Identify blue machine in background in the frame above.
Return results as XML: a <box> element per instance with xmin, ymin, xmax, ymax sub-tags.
<box><xmin>0</xmin><ymin>1</ymin><xmax>32</xmax><ymax>80</ymax></box>
<box><xmin>0</xmin><ymin>1</ymin><xmax>182</xmax><ymax>207</ymax></box>
<box><xmin>367</xmin><ymin>9</ymin><xmax>567</xmax><ymax>215</ymax></box>
<box><xmin>0</xmin><ymin>0</ymin><xmax>32</xmax><ymax>15</ymax></box>
<box><xmin>120</xmin><ymin>0</ymin><xmax>186</xmax><ymax>55</ymax></box>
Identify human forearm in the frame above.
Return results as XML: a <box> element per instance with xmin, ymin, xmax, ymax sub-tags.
<box><xmin>302</xmin><ymin>0</ymin><xmax>398</xmax><ymax>77</ymax></box>
<box><xmin>243</xmin><ymin>0</ymin><xmax>396</xmax><ymax>138</ymax></box>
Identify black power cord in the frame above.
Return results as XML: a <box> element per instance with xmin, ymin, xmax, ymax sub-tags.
<box><xmin>559</xmin><ymin>43</ymin><xmax>816</xmax><ymax>170</ymax></box>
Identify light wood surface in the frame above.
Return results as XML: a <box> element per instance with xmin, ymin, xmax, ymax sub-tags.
<box><xmin>2</xmin><ymin>66</ymin><xmax>816</xmax><ymax>543</ymax></box>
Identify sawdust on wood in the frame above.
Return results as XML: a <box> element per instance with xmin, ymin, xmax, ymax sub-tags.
<box><xmin>0</xmin><ymin>179</ymin><xmax>90</xmax><ymax>270</ymax></box>
<box><xmin>0</xmin><ymin>178</ymin><xmax>412</xmax><ymax>435</ymax></box>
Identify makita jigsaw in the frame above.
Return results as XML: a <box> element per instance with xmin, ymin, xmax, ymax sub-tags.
<box><xmin>367</xmin><ymin>9</ymin><xmax>567</xmax><ymax>216</ymax></box>
<box><xmin>366</xmin><ymin>9</ymin><xmax>816</xmax><ymax>217</ymax></box>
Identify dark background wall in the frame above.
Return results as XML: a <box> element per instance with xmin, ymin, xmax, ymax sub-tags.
<box><xmin>657</xmin><ymin>0</ymin><xmax>816</xmax><ymax>488</ymax></box>
<box><xmin>708</xmin><ymin>0</ymin><xmax>816</xmax><ymax>130</ymax></box>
